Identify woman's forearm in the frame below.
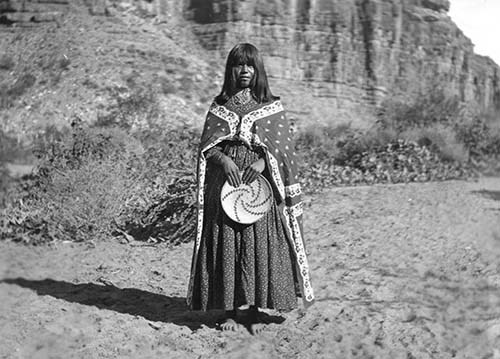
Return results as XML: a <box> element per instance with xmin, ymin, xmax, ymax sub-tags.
<box><xmin>205</xmin><ymin>146</ymin><xmax>226</xmax><ymax>166</ymax></box>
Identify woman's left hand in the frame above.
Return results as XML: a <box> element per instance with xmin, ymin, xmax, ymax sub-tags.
<box><xmin>242</xmin><ymin>158</ymin><xmax>265</xmax><ymax>184</ymax></box>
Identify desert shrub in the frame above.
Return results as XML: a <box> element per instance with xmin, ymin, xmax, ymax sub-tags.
<box><xmin>454</xmin><ymin>109</ymin><xmax>500</xmax><ymax>173</ymax></box>
<box><xmin>95</xmin><ymin>75</ymin><xmax>200</xmax><ymax>243</ymax></box>
<box><xmin>379</xmin><ymin>85</ymin><xmax>465</xmax><ymax>131</ymax></box>
<box><xmin>32</xmin><ymin>121</ymin><xmax>143</xmax><ymax>172</ymax></box>
<box><xmin>3</xmin><ymin>159</ymin><xmax>139</xmax><ymax>244</ymax></box>
<box><xmin>454</xmin><ymin>116</ymin><xmax>488</xmax><ymax>158</ymax></box>
<box><xmin>485</xmin><ymin>122</ymin><xmax>500</xmax><ymax>158</ymax></box>
<box><xmin>296</xmin><ymin>123</ymin><xmax>352</xmax><ymax>165</ymax></box>
<box><xmin>296</xmin><ymin>122</ymin><xmax>474</xmax><ymax>193</ymax></box>
<box><xmin>400</xmin><ymin>124</ymin><xmax>469</xmax><ymax>163</ymax></box>
<box><xmin>299</xmin><ymin>138</ymin><xmax>473</xmax><ymax>192</ymax></box>
<box><xmin>2</xmin><ymin>123</ymin><xmax>145</xmax><ymax>244</ymax></box>
<box><xmin>377</xmin><ymin>84</ymin><xmax>500</xmax><ymax>174</ymax></box>
<box><xmin>121</xmin><ymin>125</ymin><xmax>199</xmax><ymax>244</ymax></box>
<box><xmin>296</xmin><ymin>124</ymin><xmax>398</xmax><ymax>167</ymax></box>
<box><xmin>1</xmin><ymin>121</ymin><xmax>200</xmax><ymax>245</ymax></box>
<box><xmin>297</xmin><ymin>82</ymin><xmax>500</xmax><ymax>190</ymax></box>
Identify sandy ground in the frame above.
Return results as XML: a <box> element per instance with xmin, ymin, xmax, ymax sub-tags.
<box><xmin>1</xmin><ymin>178</ymin><xmax>500</xmax><ymax>359</ymax></box>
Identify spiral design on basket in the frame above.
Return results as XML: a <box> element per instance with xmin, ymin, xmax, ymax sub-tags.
<box><xmin>220</xmin><ymin>175</ymin><xmax>273</xmax><ymax>224</ymax></box>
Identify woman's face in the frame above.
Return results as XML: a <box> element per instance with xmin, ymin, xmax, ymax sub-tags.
<box><xmin>233</xmin><ymin>63</ymin><xmax>255</xmax><ymax>89</ymax></box>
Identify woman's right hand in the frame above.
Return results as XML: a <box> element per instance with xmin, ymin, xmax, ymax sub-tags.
<box><xmin>221</xmin><ymin>156</ymin><xmax>241</xmax><ymax>187</ymax></box>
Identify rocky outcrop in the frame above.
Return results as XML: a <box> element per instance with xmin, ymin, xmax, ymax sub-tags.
<box><xmin>1</xmin><ymin>0</ymin><xmax>499</xmax><ymax>123</ymax></box>
<box><xmin>0</xmin><ymin>0</ymin><xmax>69</xmax><ymax>25</ymax></box>
<box><xmin>89</xmin><ymin>0</ymin><xmax>499</xmax><ymax>120</ymax></box>
<box><xmin>181</xmin><ymin>0</ymin><xmax>499</xmax><ymax>113</ymax></box>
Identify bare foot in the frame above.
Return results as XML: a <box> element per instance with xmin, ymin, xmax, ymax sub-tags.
<box><xmin>248</xmin><ymin>306</ymin><xmax>268</xmax><ymax>335</ymax></box>
<box><xmin>250</xmin><ymin>322</ymin><xmax>267</xmax><ymax>335</ymax></box>
<box><xmin>220</xmin><ymin>317</ymin><xmax>241</xmax><ymax>331</ymax></box>
<box><xmin>219</xmin><ymin>310</ymin><xmax>241</xmax><ymax>331</ymax></box>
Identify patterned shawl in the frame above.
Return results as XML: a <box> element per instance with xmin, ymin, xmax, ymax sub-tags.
<box><xmin>187</xmin><ymin>99</ymin><xmax>315</xmax><ymax>307</ymax></box>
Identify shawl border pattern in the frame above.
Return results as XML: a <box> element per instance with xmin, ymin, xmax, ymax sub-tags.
<box><xmin>287</xmin><ymin>202</ymin><xmax>304</xmax><ymax>217</ymax></box>
<box><xmin>286</xmin><ymin>183</ymin><xmax>302</xmax><ymax>198</ymax></box>
<box><xmin>267</xmin><ymin>152</ymin><xmax>286</xmax><ymax>200</ymax></box>
<box><xmin>239</xmin><ymin>101</ymin><xmax>284</xmax><ymax>147</ymax></box>
<box><xmin>283</xmin><ymin>206</ymin><xmax>314</xmax><ymax>302</ymax></box>
<box><xmin>207</xmin><ymin>102</ymin><xmax>239</xmax><ymax>134</ymax></box>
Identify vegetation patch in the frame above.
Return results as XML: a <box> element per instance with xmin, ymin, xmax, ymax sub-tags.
<box><xmin>0</xmin><ymin>121</ymin><xmax>198</xmax><ymax>245</ymax></box>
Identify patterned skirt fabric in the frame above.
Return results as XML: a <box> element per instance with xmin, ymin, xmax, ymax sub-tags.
<box><xmin>190</xmin><ymin>141</ymin><xmax>298</xmax><ymax>312</ymax></box>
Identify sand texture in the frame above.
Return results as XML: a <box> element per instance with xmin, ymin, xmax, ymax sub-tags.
<box><xmin>1</xmin><ymin>178</ymin><xmax>500</xmax><ymax>358</ymax></box>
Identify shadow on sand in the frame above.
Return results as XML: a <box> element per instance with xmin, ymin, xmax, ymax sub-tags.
<box><xmin>1</xmin><ymin>277</ymin><xmax>286</xmax><ymax>333</ymax></box>
<box><xmin>1</xmin><ymin>277</ymin><xmax>214</xmax><ymax>330</ymax></box>
<box><xmin>472</xmin><ymin>189</ymin><xmax>500</xmax><ymax>202</ymax></box>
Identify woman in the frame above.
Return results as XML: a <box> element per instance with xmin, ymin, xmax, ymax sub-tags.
<box><xmin>187</xmin><ymin>43</ymin><xmax>314</xmax><ymax>333</ymax></box>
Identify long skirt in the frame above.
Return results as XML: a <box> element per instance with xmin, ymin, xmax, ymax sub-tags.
<box><xmin>190</xmin><ymin>142</ymin><xmax>298</xmax><ymax>312</ymax></box>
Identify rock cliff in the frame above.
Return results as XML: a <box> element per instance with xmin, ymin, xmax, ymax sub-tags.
<box><xmin>0</xmin><ymin>0</ymin><xmax>69</xmax><ymax>24</ymax></box>
<box><xmin>1</xmin><ymin>0</ymin><xmax>499</xmax><ymax>126</ymax></box>
<box><xmin>107</xmin><ymin>0</ymin><xmax>500</xmax><ymax>120</ymax></box>
<box><xmin>184</xmin><ymin>0</ymin><xmax>498</xmax><ymax>114</ymax></box>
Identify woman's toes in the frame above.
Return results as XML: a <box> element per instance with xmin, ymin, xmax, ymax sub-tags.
<box><xmin>220</xmin><ymin>318</ymin><xmax>240</xmax><ymax>331</ymax></box>
<box><xmin>250</xmin><ymin>323</ymin><xmax>267</xmax><ymax>335</ymax></box>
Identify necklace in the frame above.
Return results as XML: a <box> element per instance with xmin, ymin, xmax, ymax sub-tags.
<box><xmin>232</xmin><ymin>88</ymin><xmax>252</xmax><ymax>106</ymax></box>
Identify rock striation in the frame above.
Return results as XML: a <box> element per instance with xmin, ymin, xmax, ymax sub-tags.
<box><xmin>182</xmin><ymin>0</ymin><xmax>499</xmax><ymax>112</ymax></box>
<box><xmin>109</xmin><ymin>0</ymin><xmax>500</xmax><ymax>116</ymax></box>
<box><xmin>0</xmin><ymin>0</ymin><xmax>69</xmax><ymax>25</ymax></box>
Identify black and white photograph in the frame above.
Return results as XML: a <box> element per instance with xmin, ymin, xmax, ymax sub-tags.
<box><xmin>1</xmin><ymin>0</ymin><xmax>499</xmax><ymax>357</ymax></box>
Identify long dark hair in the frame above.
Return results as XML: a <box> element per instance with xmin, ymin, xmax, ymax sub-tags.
<box><xmin>215</xmin><ymin>43</ymin><xmax>279</xmax><ymax>105</ymax></box>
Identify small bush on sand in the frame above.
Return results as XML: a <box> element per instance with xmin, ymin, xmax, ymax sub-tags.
<box><xmin>400</xmin><ymin>124</ymin><xmax>469</xmax><ymax>163</ymax></box>
<box><xmin>121</xmin><ymin>125</ymin><xmax>198</xmax><ymax>244</ymax></box>
<box><xmin>1</xmin><ymin>121</ymin><xmax>199</xmax><ymax>245</ymax></box>
<box><xmin>296</xmin><ymin>123</ymin><xmax>352</xmax><ymax>165</ymax></box>
<box><xmin>296</xmin><ymin>121</ymin><xmax>474</xmax><ymax>193</ymax></box>
<box><xmin>3</xmin><ymin>159</ymin><xmax>139</xmax><ymax>244</ymax></box>
<box><xmin>454</xmin><ymin>109</ymin><xmax>500</xmax><ymax>173</ymax></box>
<box><xmin>379</xmin><ymin>85</ymin><xmax>465</xmax><ymax>131</ymax></box>
<box><xmin>378</xmin><ymin>85</ymin><xmax>500</xmax><ymax>173</ymax></box>
<box><xmin>2</xmin><ymin>123</ymin><xmax>144</xmax><ymax>243</ymax></box>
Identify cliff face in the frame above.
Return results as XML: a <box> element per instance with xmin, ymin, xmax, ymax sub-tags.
<box><xmin>0</xmin><ymin>0</ymin><xmax>69</xmax><ymax>24</ymax></box>
<box><xmin>108</xmin><ymin>0</ymin><xmax>500</xmax><ymax>118</ymax></box>
<box><xmin>1</xmin><ymin>0</ymin><xmax>499</xmax><ymax>125</ymax></box>
<box><xmin>183</xmin><ymin>0</ymin><xmax>499</xmax><ymax>111</ymax></box>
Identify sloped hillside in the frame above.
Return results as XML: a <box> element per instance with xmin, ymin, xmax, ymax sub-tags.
<box><xmin>0</xmin><ymin>1</ymin><xmax>222</xmax><ymax>142</ymax></box>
